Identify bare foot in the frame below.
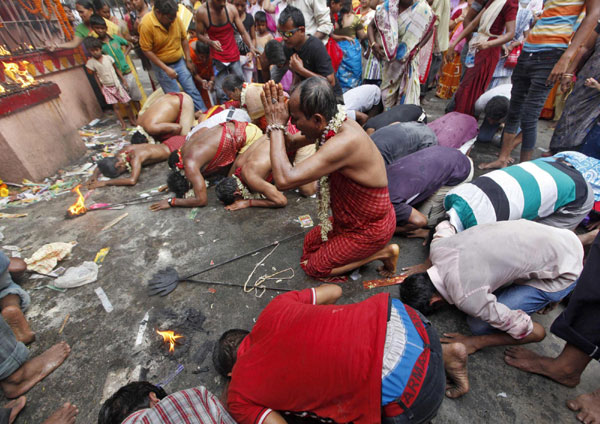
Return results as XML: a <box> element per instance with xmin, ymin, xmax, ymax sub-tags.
<box><xmin>1</xmin><ymin>306</ymin><xmax>35</xmax><ymax>344</ymax></box>
<box><xmin>42</xmin><ymin>402</ymin><xmax>79</xmax><ymax>424</ymax></box>
<box><xmin>4</xmin><ymin>396</ymin><xmax>26</xmax><ymax>424</ymax></box>
<box><xmin>567</xmin><ymin>389</ymin><xmax>600</xmax><ymax>424</ymax></box>
<box><xmin>441</xmin><ymin>333</ymin><xmax>480</xmax><ymax>355</ymax></box>
<box><xmin>478</xmin><ymin>158</ymin><xmax>510</xmax><ymax>170</ymax></box>
<box><xmin>442</xmin><ymin>342</ymin><xmax>469</xmax><ymax>398</ymax></box>
<box><xmin>376</xmin><ymin>244</ymin><xmax>400</xmax><ymax>277</ymax></box>
<box><xmin>1</xmin><ymin>342</ymin><xmax>71</xmax><ymax>398</ymax></box>
<box><xmin>503</xmin><ymin>347</ymin><xmax>581</xmax><ymax>387</ymax></box>
<box><xmin>537</xmin><ymin>302</ymin><xmax>558</xmax><ymax>315</ymax></box>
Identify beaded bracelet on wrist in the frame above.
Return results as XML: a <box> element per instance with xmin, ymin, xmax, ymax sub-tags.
<box><xmin>266</xmin><ymin>124</ymin><xmax>287</xmax><ymax>135</ymax></box>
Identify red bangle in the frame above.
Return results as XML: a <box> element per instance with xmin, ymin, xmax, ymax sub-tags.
<box><xmin>171</xmin><ymin>197</ymin><xmax>176</xmax><ymax>207</ymax></box>
<box><xmin>249</xmin><ymin>199</ymin><xmax>253</xmax><ymax>207</ymax></box>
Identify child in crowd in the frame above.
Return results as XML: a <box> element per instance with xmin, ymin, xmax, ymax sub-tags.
<box><xmin>254</xmin><ymin>11</ymin><xmax>273</xmax><ymax>82</ymax></box>
<box><xmin>234</xmin><ymin>0</ymin><xmax>256</xmax><ymax>82</ymax></box>
<box><xmin>90</xmin><ymin>14</ymin><xmax>143</xmax><ymax>112</ymax></box>
<box><xmin>190</xmin><ymin>39</ymin><xmax>215</xmax><ymax>108</ymax></box>
<box><xmin>84</xmin><ymin>37</ymin><xmax>137</xmax><ymax>129</ymax></box>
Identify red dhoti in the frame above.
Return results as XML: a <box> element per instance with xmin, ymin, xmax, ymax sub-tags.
<box><xmin>203</xmin><ymin>121</ymin><xmax>249</xmax><ymax>174</ymax></box>
<box><xmin>163</xmin><ymin>135</ymin><xmax>186</xmax><ymax>152</ymax></box>
<box><xmin>301</xmin><ymin>171</ymin><xmax>396</xmax><ymax>279</ymax></box>
<box><xmin>454</xmin><ymin>45</ymin><xmax>501</xmax><ymax>116</ymax></box>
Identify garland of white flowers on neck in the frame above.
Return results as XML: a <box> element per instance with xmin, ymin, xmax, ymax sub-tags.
<box><xmin>240</xmin><ymin>82</ymin><xmax>249</xmax><ymax>108</ymax></box>
<box><xmin>232</xmin><ymin>174</ymin><xmax>265</xmax><ymax>200</ymax></box>
<box><xmin>118</xmin><ymin>153</ymin><xmax>132</xmax><ymax>173</ymax></box>
<box><xmin>315</xmin><ymin>105</ymin><xmax>346</xmax><ymax>241</ymax></box>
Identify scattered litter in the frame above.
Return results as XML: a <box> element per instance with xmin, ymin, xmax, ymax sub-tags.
<box><xmin>2</xmin><ymin>245</ymin><xmax>21</xmax><ymax>252</ymax></box>
<box><xmin>87</xmin><ymin>118</ymin><xmax>101</xmax><ymax>126</ymax></box>
<box><xmin>363</xmin><ymin>274</ymin><xmax>407</xmax><ymax>290</ymax></box>
<box><xmin>31</xmin><ymin>284</ymin><xmax>67</xmax><ymax>292</ymax></box>
<box><xmin>54</xmin><ymin>262</ymin><xmax>99</xmax><ymax>288</ymax></box>
<box><xmin>157</xmin><ymin>364</ymin><xmax>184</xmax><ymax>388</ymax></box>
<box><xmin>198</xmin><ymin>231</ymin><xmax>205</xmax><ymax>236</ymax></box>
<box><xmin>497</xmin><ymin>392</ymin><xmax>508</xmax><ymax>398</ymax></box>
<box><xmin>30</xmin><ymin>266</ymin><xmax>66</xmax><ymax>279</ymax></box>
<box><xmin>95</xmin><ymin>287</ymin><xmax>114</xmax><ymax>312</ymax></box>
<box><xmin>192</xmin><ymin>366</ymin><xmax>210</xmax><ymax>374</ymax></box>
<box><xmin>135</xmin><ymin>311</ymin><xmax>150</xmax><ymax>346</ymax></box>
<box><xmin>210</xmin><ymin>303</ymin><xmax>214</xmax><ymax>309</ymax></box>
<box><xmin>350</xmin><ymin>269</ymin><xmax>362</xmax><ymax>281</ymax></box>
<box><xmin>101</xmin><ymin>213</ymin><xmax>128</xmax><ymax>231</ymax></box>
<box><xmin>208</xmin><ymin>288</ymin><xmax>216</xmax><ymax>294</ymax></box>
<box><xmin>298</xmin><ymin>214</ymin><xmax>314</xmax><ymax>228</ymax></box>
<box><xmin>188</xmin><ymin>208</ymin><xmax>199</xmax><ymax>219</ymax></box>
<box><xmin>0</xmin><ymin>213</ymin><xmax>28</xmax><ymax>219</ymax></box>
<box><xmin>213</xmin><ymin>239</ymin><xmax>219</xmax><ymax>243</ymax></box>
<box><xmin>58</xmin><ymin>313</ymin><xmax>70</xmax><ymax>334</ymax></box>
<box><xmin>0</xmin><ymin>226</ymin><xmax>4</xmax><ymax>242</ymax></box>
<box><xmin>25</xmin><ymin>242</ymin><xmax>76</xmax><ymax>274</ymax></box>
<box><xmin>210</xmin><ymin>260</ymin><xmax>214</xmax><ymax>265</ymax></box>
<box><xmin>94</xmin><ymin>247</ymin><xmax>110</xmax><ymax>263</ymax></box>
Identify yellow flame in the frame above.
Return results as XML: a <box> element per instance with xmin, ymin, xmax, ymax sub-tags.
<box><xmin>0</xmin><ymin>46</ymin><xmax>10</xmax><ymax>56</ymax></box>
<box><xmin>156</xmin><ymin>330</ymin><xmax>183</xmax><ymax>353</ymax></box>
<box><xmin>67</xmin><ymin>185</ymin><xmax>87</xmax><ymax>216</ymax></box>
<box><xmin>3</xmin><ymin>61</ymin><xmax>35</xmax><ymax>88</ymax></box>
<box><xmin>0</xmin><ymin>85</ymin><xmax>4</xmax><ymax>94</ymax></box>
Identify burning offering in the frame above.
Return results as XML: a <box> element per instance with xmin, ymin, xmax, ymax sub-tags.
<box><xmin>66</xmin><ymin>185</ymin><xmax>87</xmax><ymax>218</ymax></box>
<box><xmin>156</xmin><ymin>330</ymin><xmax>183</xmax><ymax>353</ymax></box>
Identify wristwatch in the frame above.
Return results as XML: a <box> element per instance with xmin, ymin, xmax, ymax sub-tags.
<box><xmin>167</xmin><ymin>197</ymin><xmax>175</xmax><ymax>207</ymax></box>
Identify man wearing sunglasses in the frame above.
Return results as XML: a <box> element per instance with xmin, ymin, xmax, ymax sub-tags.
<box><xmin>278</xmin><ymin>6</ymin><xmax>344</xmax><ymax>103</ymax></box>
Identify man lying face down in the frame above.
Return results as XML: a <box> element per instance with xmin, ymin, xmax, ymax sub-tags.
<box><xmin>131</xmin><ymin>91</ymin><xmax>196</xmax><ymax>144</ymax></box>
<box><xmin>150</xmin><ymin>119</ymin><xmax>263</xmax><ymax>211</ymax></box>
<box><xmin>98</xmin><ymin>381</ymin><xmax>235</xmax><ymax>424</ymax></box>
<box><xmin>215</xmin><ymin>284</ymin><xmax>471</xmax><ymax>424</ymax></box>
<box><xmin>87</xmin><ymin>136</ymin><xmax>186</xmax><ymax>188</ymax></box>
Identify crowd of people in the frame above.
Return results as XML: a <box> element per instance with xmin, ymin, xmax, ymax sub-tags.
<box><xmin>6</xmin><ymin>0</ymin><xmax>600</xmax><ymax>421</ymax></box>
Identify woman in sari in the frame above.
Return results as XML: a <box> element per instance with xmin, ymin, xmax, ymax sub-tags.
<box><xmin>368</xmin><ymin>0</ymin><xmax>435</xmax><ymax>108</ymax></box>
<box><xmin>332</xmin><ymin>6</ymin><xmax>368</xmax><ymax>91</ymax></box>
<box><xmin>448</xmin><ymin>0</ymin><xmax>517</xmax><ymax>115</ymax></box>
<box><xmin>549</xmin><ymin>24</ymin><xmax>600</xmax><ymax>155</ymax></box>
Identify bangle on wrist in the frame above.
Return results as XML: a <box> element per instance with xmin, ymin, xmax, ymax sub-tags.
<box><xmin>249</xmin><ymin>199</ymin><xmax>253</xmax><ymax>207</ymax></box>
<box><xmin>167</xmin><ymin>197</ymin><xmax>175</xmax><ymax>207</ymax></box>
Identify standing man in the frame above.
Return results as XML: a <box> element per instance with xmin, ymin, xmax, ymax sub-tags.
<box><xmin>262</xmin><ymin>78</ymin><xmax>398</xmax><ymax>280</ymax></box>
<box><xmin>195</xmin><ymin>0</ymin><xmax>258</xmax><ymax>104</ymax></box>
<box><xmin>287</xmin><ymin>0</ymin><xmax>333</xmax><ymax>41</ymax></box>
<box><xmin>138</xmin><ymin>0</ymin><xmax>207</xmax><ymax>112</ymax></box>
<box><xmin>479</xmin><ymin>0</ymin><xmax>600</xmax><ymax>169</ymax></box>
<box><xmin>278</xmin><ymin>6</ymin><xmax>344</xmax><ymax>103</ymax></box>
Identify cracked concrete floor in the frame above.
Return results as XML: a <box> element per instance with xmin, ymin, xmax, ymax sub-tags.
<box><xmin>1</xmin><ymin>90</ymin><xmax>598</xmax><ymax>424</ymax></box>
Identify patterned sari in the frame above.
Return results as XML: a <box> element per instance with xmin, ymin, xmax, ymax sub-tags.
<box><xmin>375</xmin><ymin>0</ymin><xmax>435</xmax><ymax>108</ymax></box>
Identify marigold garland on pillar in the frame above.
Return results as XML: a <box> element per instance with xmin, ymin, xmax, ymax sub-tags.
<box><xmin>15</xmin><ymin>0</ymin><xmax>74</xmax><ymax>40</ymax></box>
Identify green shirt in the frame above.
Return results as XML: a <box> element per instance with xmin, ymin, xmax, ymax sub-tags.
<box><xmin>101</xmin><ymin>35</ymin><xmax>131</xmax><ymax>74</ymax></box>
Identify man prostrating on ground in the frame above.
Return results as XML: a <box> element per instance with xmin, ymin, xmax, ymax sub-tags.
<box><xmin>261</xmin><ymin>78</ymin><xmax>399</xmax><ymax>281</ymax></box>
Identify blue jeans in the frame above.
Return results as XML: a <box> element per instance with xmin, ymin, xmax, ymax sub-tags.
<box><xmin>504</xmin><ymin>49</ymin><xmax>565</xmax><ymax>151</ymax></box>
<box><xmin>467</xmin><ymin>282</ymin><xmax>577</xmax><ymax>335</ymax></box>
<box><xmin>0</xmin><ymin>315</ymin><xmax>29</xmax><ymax>381</ymax></box>
<box><xmin>153</xmin><ymin>57</ymin><xmax>206</xmax><ymax>112</ymax></box>
<box><xmin>213</xmin><ymin>60</ymin><xmax>244</xmax><ymax>104</ymax></box>
<box><xmin>0</xmin><ymin>253</ymin><xmax>29</xmax><ymax>310</ymax></box>
<box><xmin>580</xmin><ymin>121</ymin><xmax>600</xmax><ymax>160</ymax></box>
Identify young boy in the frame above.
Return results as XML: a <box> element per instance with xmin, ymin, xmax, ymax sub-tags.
<box><xmin>254</xmin><ymin>11</ymin><xmax>273</xmax><ymax>82</ymax></box>
<box><xmin>84</xmin><ymin>37</ymin><xmax>137</xmax><ymax>129</ymax></box>
<box><xmin>189</xmin><ymin>39</ymin><xmax>214</xmax><ymax>108</ymax></box>
<box><xmin>90</xmin><ymin>14</ymin><xmax>143</xmax><ymax>112</ymax></box>
<box><xmin>233</xmin><ymin>0</ymin><xmax>256</xmax><ymax>82</ymax></box>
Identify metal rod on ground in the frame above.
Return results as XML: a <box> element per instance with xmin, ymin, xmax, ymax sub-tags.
<box><xmin>181</xmin><ymin>231</ymin><xmax>306</xmax><ymax>280</ymax></box>
<box><xmin>187</xmin><ymin>278</ymin><xmax>293</xmax><ymax>293</ymax></box>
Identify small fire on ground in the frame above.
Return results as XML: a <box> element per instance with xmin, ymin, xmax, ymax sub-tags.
<box><xmin>66</xmin><ymin>185</ymin><xmax>87</xmax><ymax>218</ymax></box>
<box><xmin>156</xmin><ymin>330</ymin><xmax>183</xmax><ymax>353</ymax></box>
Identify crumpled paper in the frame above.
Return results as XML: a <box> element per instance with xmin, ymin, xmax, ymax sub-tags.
<box><xmin>54</xmin><ymin>261</ymin><xmax>98</xmax><ymax>289</ymax></box>
<box><xmin>25</xmin><ymin>242</ymin><xmax>76</xmax><ymax>274</ymax></box>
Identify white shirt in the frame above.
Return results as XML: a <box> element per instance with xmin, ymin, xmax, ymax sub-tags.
<box><xmin>286</xmin><ymin>0</ymin><xmax>333</xmax><ymax>39</ymax></box>
<box><xmin>186</xmin><ymin>108</ymin><xmax>251</xmax><ymax>141</ymax></box>
<box><xmin>344</xmin><ymin>85</ymin><xmax>382</xmax><ymax>115</ymax></box>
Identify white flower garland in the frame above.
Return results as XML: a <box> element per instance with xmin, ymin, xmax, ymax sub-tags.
<box><xmin>119</xmin><ymin>153</ymin><xmax>132</xmax><ymax>173</ymax></box>
<box><xmin>134</xmin><ymin>125</ymin><xmax>156</xmax><ymax>144</ymax></box>
<box><xmin>232</xmin><ymin>174</ymin><xmax>265</xmax><ymax>200</ymax></box>
<box><xmin>315</xmin><ymin>105</ymin><xmax>346</xmax><ymax>241</ymax></box>
<box><xmin>240</xmin><ymin>82</ymin><xmax>249</xmax><ymax>108</ymax></box>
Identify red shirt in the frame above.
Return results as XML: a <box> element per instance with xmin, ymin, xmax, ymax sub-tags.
<box><xmin>489</xmin><ymin>0</ymin><xmax>518</xmax><ymax>36</ymax></box>
<box><xmin>227</xmin><ymin>289</ymin><xmax>389</xmax><ymax>424</ymax></box>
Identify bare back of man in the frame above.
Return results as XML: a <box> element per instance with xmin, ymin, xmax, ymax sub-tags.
<box><xmin>137</xmin><ymin>92</ymin><xmax>195</xmax><ymax>141</ymax></box>
<box><xmin>262</xmin><ymin>79</ymin><xmax>399</xmax><ymax>279</ymax></box>
<box><xmin>151</xmin><ymin>121</ymin><xmax>258</xmax><ymax>210</ymax></box>
<box><xmin>88</xmin><ymin>143</ymin><xmax>173</xmax><ymax>188</ymax></box>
